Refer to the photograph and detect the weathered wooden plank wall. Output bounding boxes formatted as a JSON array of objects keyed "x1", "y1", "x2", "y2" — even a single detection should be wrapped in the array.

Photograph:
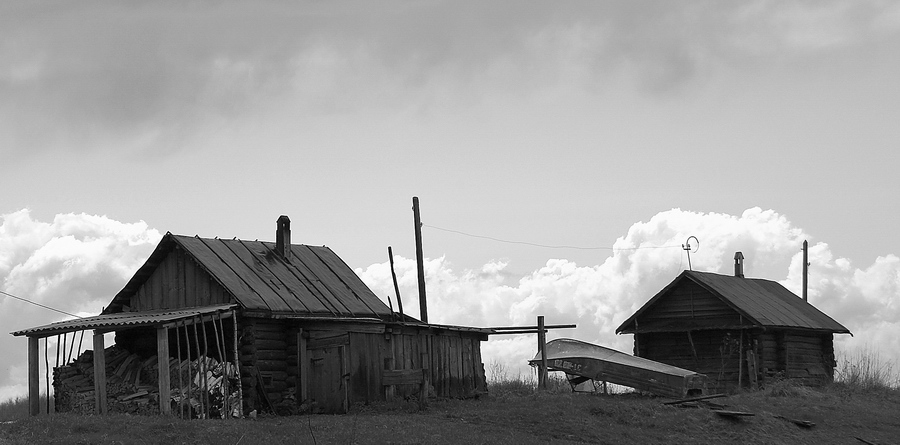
[
  {"x1": 639, "y1": 282, "x2": 751, "y2": 330},
  {"x1": 130, "y1": 246, "x2": 231, "y2": 311},
  {"x1": 237, "y1": 318, "x2": 486, "y2": 414}
]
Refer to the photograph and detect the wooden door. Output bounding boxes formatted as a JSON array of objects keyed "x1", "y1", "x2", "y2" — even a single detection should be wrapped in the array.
[{"x1": 308, "y1": 345, "x2": 348, "y2": 413}]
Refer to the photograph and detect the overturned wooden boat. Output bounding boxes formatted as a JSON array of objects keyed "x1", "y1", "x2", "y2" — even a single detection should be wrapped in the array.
[{"x1": 530, "y1": 338, "x2": 707, "y2": 398}]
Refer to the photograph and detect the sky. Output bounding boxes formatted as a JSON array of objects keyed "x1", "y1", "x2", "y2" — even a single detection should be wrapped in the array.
[{"x1": 2, "y1": 1, "x2": 900, "y2": 401}]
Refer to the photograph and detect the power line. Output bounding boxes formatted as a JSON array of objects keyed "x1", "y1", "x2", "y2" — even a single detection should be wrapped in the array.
[
  {"x1": 423, "y1": 224, "x2": 680, "y2": 252},
  {"x1": 0, "y1": 289, "x2": 82, "y2": 318}
]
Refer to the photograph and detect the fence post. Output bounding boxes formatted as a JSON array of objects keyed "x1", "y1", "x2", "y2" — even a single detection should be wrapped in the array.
[{"x1": 538, "y1": 315, "x2": 547, "y2": 390}]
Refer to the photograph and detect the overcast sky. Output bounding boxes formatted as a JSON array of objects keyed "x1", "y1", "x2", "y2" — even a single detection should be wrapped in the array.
[{"x1": 2, "y1": 1, "x2": 900, "y2": 401}]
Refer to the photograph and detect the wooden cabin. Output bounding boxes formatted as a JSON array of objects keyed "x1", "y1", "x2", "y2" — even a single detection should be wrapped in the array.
[
  {"x1": 616, "y1": 253, "x2": 850, "y2": 393},
  {"x1": 13, "y1": 216, "x2": 488, "y2": 416}
]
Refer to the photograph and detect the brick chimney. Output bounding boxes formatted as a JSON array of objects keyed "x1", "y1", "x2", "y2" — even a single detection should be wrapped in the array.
[
  {"x1": 276, "y1": 215, "x2": 291, "y2": 262},
  {"x1": 734, "y1": 251, "x2": 744, "y2": 278}
]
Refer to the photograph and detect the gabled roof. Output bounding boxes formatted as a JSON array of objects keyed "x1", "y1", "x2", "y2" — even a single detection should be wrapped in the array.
[
  {"x1": 616, "y1": 270, "x2": 850, "y2": 334},
  {"x1": 103, "y1": 233, "x2": 392, "y2": 320}
]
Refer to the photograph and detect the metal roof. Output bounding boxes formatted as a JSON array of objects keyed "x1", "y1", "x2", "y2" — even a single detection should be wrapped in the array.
[
  {"x1": 617, "y1": 270, "x2": 850, "y2": 334},
  {"x1": 103, "y1": 234, "x2": 392, "y2": 319},
  {"x1": 10, "y1": 304, "x2": 237, "y2": 338}
]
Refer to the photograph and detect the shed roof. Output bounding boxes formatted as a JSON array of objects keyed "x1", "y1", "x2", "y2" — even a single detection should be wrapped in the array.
[
  {"x1": 102, "y1": 233, "x2": 392, "y2": 320},
  {"x1": 616, "y1": 270, "x2": 850, "y2": 334},
  {"x1": 11, "y1": 304, "x2": 237, "y2": 338}
]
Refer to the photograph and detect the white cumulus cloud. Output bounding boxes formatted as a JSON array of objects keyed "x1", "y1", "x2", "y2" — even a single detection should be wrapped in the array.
[{"x1": 0, "y1": 209, "x2": 161, "y2": 402}]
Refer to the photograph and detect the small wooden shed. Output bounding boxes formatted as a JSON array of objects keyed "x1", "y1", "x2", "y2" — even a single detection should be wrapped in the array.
[
  {"x1": 616, "y1": 254, "x2": 850, "y2": 393},
  {"x1": 13, "y1": 216, "x2": 489, "y2": 416}
]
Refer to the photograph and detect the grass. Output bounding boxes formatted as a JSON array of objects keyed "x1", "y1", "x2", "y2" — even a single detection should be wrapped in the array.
[
  {"x1": 2, "y1": 354, "x2": 898, "y2": 444},
  {"x1": 1, "y1": 384, "x2": 898, "y2": 444},
  {"x1": 834, "y1": 346, "x2": 900, "y2": 391}
]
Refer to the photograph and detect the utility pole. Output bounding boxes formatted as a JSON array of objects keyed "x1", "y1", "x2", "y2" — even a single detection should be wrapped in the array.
[{"x1": 413, "y1": 197, "x2": 428, "y2": 323}]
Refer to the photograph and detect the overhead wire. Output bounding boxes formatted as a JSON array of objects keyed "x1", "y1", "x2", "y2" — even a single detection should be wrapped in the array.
[
  {"x1": 0, "y1": 289, "x2": 82, "y2": 318},
  {"x1": 422, "y1": 224, "x2": 680, "y2": 252}
]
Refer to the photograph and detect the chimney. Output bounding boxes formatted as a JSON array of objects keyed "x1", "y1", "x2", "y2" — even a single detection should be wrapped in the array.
[
  {"x1": 734, "y1": 251, "x2": 744, "y2": 278},
  {"x1": 276, "y1": 215, "x2": 291, "y2": 262}
]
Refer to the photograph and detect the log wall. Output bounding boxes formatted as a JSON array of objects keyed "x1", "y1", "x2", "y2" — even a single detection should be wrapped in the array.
[{"x1": 638, "y1": 328, "x2": 836, "y2": 393}]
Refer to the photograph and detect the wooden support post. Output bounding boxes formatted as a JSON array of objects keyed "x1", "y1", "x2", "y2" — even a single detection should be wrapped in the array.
[
  {"x1": 43, "y1": 338, "x2": 50, "y2": 415},
  {"x1": 175, "y1": 322, "x2": 184, "y2": 419},
  {"x1": 157, "y1": 326, "x2": 172, "y2": 415},
  {"x1": 738, "y1": 330, "x2": 744, "y2": 389},
  {"x1": 341, "y1": 346, "x2": 349, "y2": 414},
  {"x1": 213, "y1": 315, "x2": 228, "y2": 419},
  {"x1": 298, "y1": 329, "x2": 308, "y2": 404},
  {"x1": 413, "y1": 196, "x2": 428, "y2": 323},
  {"x1": 231, "y1": 312, "x2": 243, "y2": 418},
  {"x1": 27, "y1": 337, "x2": 40, "y2": 416},
  {"x1": 92, "y1": 331, "x2": 107, "y2": 415},
  {"x1": 537, "y1": 316, "x2": 547, "y2": 390}
]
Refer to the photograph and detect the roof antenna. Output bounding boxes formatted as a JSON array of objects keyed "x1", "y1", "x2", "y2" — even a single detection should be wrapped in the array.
[{"x1": 682, "y1": 236, "x2": 699, "y2": 271}]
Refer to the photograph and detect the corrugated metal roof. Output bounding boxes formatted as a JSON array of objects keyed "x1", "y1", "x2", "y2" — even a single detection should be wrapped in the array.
[
  {"x1": 617, "y1": 270, "x2": 850, "y2": 334},
  {"x1": 103, "y1": 234, "x2": 392, "y2": 319},
  {"x1": 10, "y1": 304, "x2": 237, "y2": 338}
]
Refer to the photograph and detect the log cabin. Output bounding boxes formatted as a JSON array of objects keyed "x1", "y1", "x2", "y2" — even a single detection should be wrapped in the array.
[
  {"x1": 13, "y1": 216, "x2": 489, "y2": 416},
  {"x1": 616, "y1": 252, "x2": 850, "y2": 393}
]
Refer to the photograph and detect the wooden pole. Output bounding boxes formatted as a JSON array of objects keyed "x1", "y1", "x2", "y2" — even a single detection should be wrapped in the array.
[
  {"x1": 802, "y1": 240, "x2": 809, "y2": 302},
  {"x1": 192, "y1": 320, "x2": 204, "y2": 418},
  {"x1": 92, "y1": 331, "x2": 107, "y2": 414},
  {"x1": 213, "y1": 315, "x2": 228, "y2": 419},
  {"x1": 231, "y1": 312, "x2": 243, "y2": 418},
  {"x1": 184, "y1": 323, "x2": 193, "y2": 419},
  {"x1": 388, "y1": 246, "x2": 404, "y2": 320},
  {"x1": 200, "y1": 318, "x2": 211, "y2": 418},
  {"x1": 27, "y1": 337, "x2": 40, "y2": 416},
  {"x1": 157, "y1": 327, "x2": 172, "y2": 415},
  {"x1": 537, "y1": 316, "x2": 547, "y2": 390},
  {"x1": 412, "y1": 197, "x2": 428, "y2": 323},
  {"x1": 176, "y1": 322, "x2": 184, "y2": 419},
  {"x1": 44, "y1": 338, "x2": 50, "y2": 415}
]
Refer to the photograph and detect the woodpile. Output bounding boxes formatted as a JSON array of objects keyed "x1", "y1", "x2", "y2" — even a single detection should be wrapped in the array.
[{"x1": 54, "y1": 345, "x2": 240, "y2": 418}]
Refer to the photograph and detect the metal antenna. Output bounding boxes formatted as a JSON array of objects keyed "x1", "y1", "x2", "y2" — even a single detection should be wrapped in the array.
[{"x1": 682, "y1": 236, "x2": 699, "y2": 271}]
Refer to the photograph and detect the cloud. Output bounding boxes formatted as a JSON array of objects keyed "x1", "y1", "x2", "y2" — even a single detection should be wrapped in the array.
[
  {"x1": 0, "y1": 209, "x2": 161, "y2": 402},
  {"x1": 358, "y1": 207, "x2": 900, "y2": 379},
  {"x1": 3, "y1": 1, "x2": 898, "y2": 157}
]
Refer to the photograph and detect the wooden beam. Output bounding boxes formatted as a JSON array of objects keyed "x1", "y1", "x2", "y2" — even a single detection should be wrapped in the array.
[
  {"x1": 27, "y1": 337, "x2": 40, "y2": 416},
  {"x1": 92, "y1": 331, "x2": 107, "y2": 414},
  {"x1": 156, "y1": 327, "x2": 171, "y2": 415},
  {"x1": 489, "y1": 324, "x2": 577, "y2": 331}
]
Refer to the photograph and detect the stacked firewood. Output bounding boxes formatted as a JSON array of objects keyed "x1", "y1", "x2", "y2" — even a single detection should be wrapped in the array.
[{"x1": 54, "y1": 345, "x2": 240, "y2": 418}]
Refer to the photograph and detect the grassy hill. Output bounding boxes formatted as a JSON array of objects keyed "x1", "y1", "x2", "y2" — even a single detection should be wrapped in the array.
[{"x1": 1, "y1": 379, "x2": 898, "y2": 445}]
